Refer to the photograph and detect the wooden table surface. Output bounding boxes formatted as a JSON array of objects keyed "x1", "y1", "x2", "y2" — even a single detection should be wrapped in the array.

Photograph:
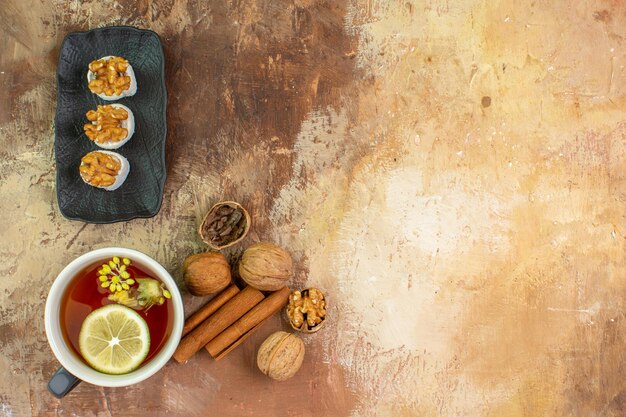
[{"x1": 1, "y1": 1, "x2": 625, "y2": 416}]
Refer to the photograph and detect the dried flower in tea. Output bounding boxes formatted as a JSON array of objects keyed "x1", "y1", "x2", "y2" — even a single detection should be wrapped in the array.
[
  {"x1": 96, "y1": 256, "x2": 171, "y2": 311},
  {"x1": 108, "y1": 278, "x2": 171, "y2": 311},
  {"x1": 97, "y1": 256, "x2": 135, "y2": 293}
]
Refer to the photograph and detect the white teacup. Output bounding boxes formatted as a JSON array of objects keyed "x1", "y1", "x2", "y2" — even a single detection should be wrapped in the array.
[{"x1": 45, "y1": 247, "x2": 183, "y2": 396}]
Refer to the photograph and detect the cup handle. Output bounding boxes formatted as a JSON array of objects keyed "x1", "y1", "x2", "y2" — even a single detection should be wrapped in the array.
[{"x1": 48, "y1": 367, "x2": 81, "y2": 398}]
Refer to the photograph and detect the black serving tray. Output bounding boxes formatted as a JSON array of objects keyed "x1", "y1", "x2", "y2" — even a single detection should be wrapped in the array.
[{"x1": 55, "y1": 26, "x2": 167, "y2": 223}]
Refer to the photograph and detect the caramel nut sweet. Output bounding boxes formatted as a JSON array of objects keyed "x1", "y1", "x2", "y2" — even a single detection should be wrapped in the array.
[
  {"x1": 83, "y1": 104, "x2": 135, "y2": 149},
  {"x1": 87, "y1": 56, "x2": 137, "y2": 100},
  {"x1": 78, "y1": 150, "x2": 129, "y2": 191}
]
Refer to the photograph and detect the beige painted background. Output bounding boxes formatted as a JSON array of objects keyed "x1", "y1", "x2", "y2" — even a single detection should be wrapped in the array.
[{"x1": 0, "y1": 0, "x2": 624, "y2": 416}]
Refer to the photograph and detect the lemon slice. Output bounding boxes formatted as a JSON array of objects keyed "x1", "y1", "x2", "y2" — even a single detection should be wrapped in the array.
[{"x1": 78, "y1": 304, "x2": 150, "y2": 375}]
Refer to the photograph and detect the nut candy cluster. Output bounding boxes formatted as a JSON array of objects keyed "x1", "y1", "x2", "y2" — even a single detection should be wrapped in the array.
[
  {"x1": 79, "y1": 151, "x2": 121, "y2": 188},
  {"x1": 83, "y1": 105, "x2": 129, "y2": 144},
  {"x1": 88, "y1": 56, "x2": 131, "y2": 96}
]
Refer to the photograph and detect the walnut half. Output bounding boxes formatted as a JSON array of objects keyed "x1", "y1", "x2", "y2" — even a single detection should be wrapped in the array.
[{"x1": 286, "y1": 288, "x2": 326, "y2": 333}]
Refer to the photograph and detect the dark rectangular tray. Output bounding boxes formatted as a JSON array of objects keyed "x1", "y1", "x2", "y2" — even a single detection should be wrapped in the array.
[{"x1": 55, "y1": 26, "x2": 167, "y2": 223}]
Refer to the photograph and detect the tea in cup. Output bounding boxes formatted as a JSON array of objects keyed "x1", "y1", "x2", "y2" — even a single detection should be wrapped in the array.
[{"x1": 45, "y1": 248, "x2": 183, "y2": 397}]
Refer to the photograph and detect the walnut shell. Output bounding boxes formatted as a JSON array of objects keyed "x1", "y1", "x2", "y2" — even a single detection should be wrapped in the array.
[
  {"x1": 199, "y1": 201, "x2": 251, "y2": 250},
  {"x1": 257, "y1": 331, "x2": 304, "y2": 381},
  {"x1": 239, "y1": 243, "x2": 292, "y2": 291},
  {"x1": 286, "y1": 288, "x2": 326, "y2": 333},
  {"x1": 183, "y1": 252, "x2": 232, "y2": 296}
]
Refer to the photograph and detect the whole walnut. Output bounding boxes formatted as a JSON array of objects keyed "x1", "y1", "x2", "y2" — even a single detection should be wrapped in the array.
[
  {"x1": 183, "y1": 252, "x2": 231, "y2": 296},
  {"x1": 257, "y1": 331, "x2": 304, "y2": 381},
  {"x1": 239, "y1": 243, "x2": 292, "y2": 291}
]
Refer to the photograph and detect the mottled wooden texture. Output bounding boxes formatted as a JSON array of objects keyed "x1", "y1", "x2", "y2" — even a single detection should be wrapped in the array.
[{"x1": 0, "y1": 0, "x2": 625, "y2": 416}]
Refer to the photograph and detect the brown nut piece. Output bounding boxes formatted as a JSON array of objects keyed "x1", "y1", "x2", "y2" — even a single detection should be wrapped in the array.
[
  {"x1": 257, "y1": 331, "x2": 304, "y2": 381},
  {"x1": 183, "y1": 252, "x2": 232, "y2": 296},
  {"x1": 286, "y1": 288, "x2": 326, "y2": 333},
  {"x1": 79, "y1": 151, "x2": 121, "y2": 187},
  {"x1": 199, "y1": 201, "x2": 250, "y2": 250},
  {"x1": 88, "y1": 56, "x2": 131, "y2": 96},
  {"x1": 84, "y1": 105, "x2": 129, "y2": 144},
  {"x1": 239, "y1": 243, "x2": 292, "y2": 291}
]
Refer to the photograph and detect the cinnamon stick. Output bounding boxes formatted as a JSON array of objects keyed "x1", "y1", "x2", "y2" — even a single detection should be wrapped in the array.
[
  {"x1": 205, "y1": 286, "x2": 290, "y2": 359},
  {"x1": 173, "y1": 286, "x2": 264, "y2": 364},
  {"x1": 213, "y1": 319, "x2": 266, "y2": 360},
  {"x1": 182, "y1": 285, "x2": 240, "y2": 337}
]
